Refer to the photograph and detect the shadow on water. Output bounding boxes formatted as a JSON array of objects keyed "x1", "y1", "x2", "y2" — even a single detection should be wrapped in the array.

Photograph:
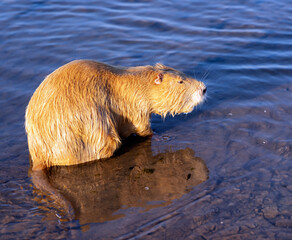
[{"x1": 30, "y1": 137, "x2": 208, "y2": 225}]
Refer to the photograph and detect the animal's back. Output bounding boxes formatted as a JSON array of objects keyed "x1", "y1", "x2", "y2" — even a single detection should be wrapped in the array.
[{"x1": 25, "y1": 60, "x2": 121, "y2": 170}]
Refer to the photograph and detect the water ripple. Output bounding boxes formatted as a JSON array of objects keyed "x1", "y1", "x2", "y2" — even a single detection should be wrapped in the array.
[{"x1": 1, "y1": 0, "x2": 292, "y2": 239}]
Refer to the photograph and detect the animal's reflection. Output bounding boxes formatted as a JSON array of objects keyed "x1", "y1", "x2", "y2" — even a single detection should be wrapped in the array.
[{"x1": 30, "y1": 138, "x2": 208, "y2": 224}]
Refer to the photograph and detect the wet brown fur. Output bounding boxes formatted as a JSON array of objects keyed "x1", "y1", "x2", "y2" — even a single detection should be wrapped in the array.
[{"x1": 25, "y1": 60, "x2": 205, "y2": 170}]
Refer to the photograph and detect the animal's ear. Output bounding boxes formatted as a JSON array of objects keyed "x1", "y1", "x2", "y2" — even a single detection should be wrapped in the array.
[
  {"x1": 155, "y1": 63, "x2": 167, "y2": 69},
  {"x1": 154, "y1": 73, "x2": 163, "y2": 85}
]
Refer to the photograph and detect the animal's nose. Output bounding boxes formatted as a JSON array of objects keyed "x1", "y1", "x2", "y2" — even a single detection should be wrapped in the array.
[{"x1": 202, "y1": 87, "x2": 207, "y2": 95}]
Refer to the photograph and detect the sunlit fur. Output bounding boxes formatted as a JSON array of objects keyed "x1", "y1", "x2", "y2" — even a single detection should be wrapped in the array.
[
  {"x1": 150, "y1": 63, "x2": 206, "y2": 117},
  {"x1": 25, "y1": 60, "x2": 206, "y2": 170}
]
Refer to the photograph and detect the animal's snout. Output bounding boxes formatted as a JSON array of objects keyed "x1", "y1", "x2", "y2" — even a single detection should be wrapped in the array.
[{"x1": 202, "y1": 87, "x2": 207, "y2": 95}]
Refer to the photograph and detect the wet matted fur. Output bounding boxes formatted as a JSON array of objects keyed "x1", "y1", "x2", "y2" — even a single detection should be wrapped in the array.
[{"x1": 25, "y1": 60, "x2": 206, "y2": 170}]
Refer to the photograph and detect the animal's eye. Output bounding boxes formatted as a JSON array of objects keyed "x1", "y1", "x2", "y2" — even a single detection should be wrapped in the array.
[{"x1": 178, "y1": 80, "x2": 184, "y2": 84}]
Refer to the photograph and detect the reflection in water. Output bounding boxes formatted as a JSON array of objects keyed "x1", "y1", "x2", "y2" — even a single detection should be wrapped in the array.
[
  {"x1": 1, "y1": 0, "x2": 292, "y2": 238},
  {"x1": 30, "y1": 138, "x2": 208, "y2": 225}
]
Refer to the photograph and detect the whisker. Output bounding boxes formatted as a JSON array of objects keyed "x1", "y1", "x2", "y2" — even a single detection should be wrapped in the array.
[
  {"x1": 202, "y1": 65, "x2": 213, "y2": 81},
  {"x1": 201, "y1": 70, "x2": 207, "y2": 81},
  {"x1": 202, "y1": 71, "x2": 210, "y2": 82}
]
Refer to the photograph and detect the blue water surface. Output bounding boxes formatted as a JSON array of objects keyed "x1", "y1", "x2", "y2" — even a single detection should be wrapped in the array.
[{"x1": 1, "y1": 0, "x2": 292, "y2": 239}]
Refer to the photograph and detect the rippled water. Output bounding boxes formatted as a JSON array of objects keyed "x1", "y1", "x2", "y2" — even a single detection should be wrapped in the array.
[{"x1": 1, "y1": 0, "x2": 292, "y2": 239}]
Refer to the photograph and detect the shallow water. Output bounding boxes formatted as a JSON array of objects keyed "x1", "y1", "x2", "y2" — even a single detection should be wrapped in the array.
[{"x1": 1, "y1": 0, "x2": 292, "y2": 239}]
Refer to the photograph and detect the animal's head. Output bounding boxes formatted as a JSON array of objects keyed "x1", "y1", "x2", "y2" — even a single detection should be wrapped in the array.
[{"x1": 149, "y1": 63, "x2": 206, "y2": 117}]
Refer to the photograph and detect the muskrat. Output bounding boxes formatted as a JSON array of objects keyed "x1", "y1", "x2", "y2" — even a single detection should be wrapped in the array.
[{"x1": 25, "y1": 60, "x2": 206, "y2": 170}]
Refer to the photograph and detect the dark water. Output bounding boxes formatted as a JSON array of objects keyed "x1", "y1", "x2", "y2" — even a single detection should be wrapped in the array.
[{"x1": 1, "y1": 0, "x2": 292, "y2": 239}]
